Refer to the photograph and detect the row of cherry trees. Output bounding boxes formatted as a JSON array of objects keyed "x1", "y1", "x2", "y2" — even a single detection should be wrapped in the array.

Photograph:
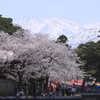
[{"x1": 0, "y1": 30, "x2": 85, "y2": 89}]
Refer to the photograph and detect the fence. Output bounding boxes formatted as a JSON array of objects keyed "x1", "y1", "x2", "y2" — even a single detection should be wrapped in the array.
[
  {"x1": 81, "y1": 93, "x2": 100, "y2": 100},
  {"x1": 0, "y1": 93, "x2": 100, "y2": 100},
  {"x1": 0, "y1": 96, "x2": 82, "y2": 100}
]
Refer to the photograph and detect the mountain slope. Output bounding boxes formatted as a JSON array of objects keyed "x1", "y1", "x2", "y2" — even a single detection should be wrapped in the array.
[
  {"x1": 15, "y1": 14, "x2": 100, "y2": 48},
  {"x1": 69, "y1": 28, "x2": 100, "y2": 48}
]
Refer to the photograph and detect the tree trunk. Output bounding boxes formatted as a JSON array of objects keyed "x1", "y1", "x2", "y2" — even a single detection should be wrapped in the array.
[
  {"x1": 46, "y1": 74, "x2": 49, "y2": 92},
  {"x1": 17, "y1": 74, "x2": 22, "y2": 91}
]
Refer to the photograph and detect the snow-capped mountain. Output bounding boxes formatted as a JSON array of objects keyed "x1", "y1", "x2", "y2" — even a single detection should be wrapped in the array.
[
  {"x1": 69, "y1": 28, "x2": 100, "y2": 48},
  {"x1": 15, "y1": 14, "x2": 100, "y2": 48}
]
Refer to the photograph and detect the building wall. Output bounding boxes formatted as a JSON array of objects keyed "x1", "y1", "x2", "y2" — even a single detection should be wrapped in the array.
[{"x1": 0, "y1": 78, "x2": 16, "y2": 96}]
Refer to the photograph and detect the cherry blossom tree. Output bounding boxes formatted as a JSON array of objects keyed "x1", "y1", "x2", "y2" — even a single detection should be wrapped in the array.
[{"x1": 0, "y1": 30, "x2": 85, "y2": 89}]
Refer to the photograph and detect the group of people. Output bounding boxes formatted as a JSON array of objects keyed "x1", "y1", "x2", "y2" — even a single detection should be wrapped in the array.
[
  {"x1": 79, "y1": 83, "x2": 99, "y2": 93},
  {"x1": 44, "y1": 83, "x2": 99, "y2": 97},
  {"x1": 55, "y1": 84, "x2": 76, "y2": 96},
  {"x1": 40, "y1": 84, "x2": 77, "y2": 97},
  {"x1": 13, "y1": 82, "x2": 99, "y2": 98},
  {"x1": 13, "y1": 85, "x2": 28, "y2": 97},
  {"x1": 13, "y1": 84, "x2": 76, "y2": 97}
]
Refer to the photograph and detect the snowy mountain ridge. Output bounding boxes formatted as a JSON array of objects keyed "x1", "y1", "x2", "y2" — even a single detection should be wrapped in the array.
[{"x1": 15, "y1": 14, "x2": 100, "y2": 48}]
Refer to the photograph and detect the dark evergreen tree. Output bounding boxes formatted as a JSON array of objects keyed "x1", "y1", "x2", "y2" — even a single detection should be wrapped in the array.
[
  {"x1": 56, "y1": 34, "x2": 68, "y2": 43},
  {"x1": 0, "y1": 16, "x2": 22, "y2": 35},
  {"x1": 75, "y1": 41, "x2": 100, "y2": 81}
]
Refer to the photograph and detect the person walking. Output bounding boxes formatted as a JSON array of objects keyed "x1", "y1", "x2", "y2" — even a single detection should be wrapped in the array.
[
  {"x1": 33, "y1": 86, "x2": 37, "y2": 98},
  {"x1": 13, "y1": 85, "x2": 18, "y2": 97}
]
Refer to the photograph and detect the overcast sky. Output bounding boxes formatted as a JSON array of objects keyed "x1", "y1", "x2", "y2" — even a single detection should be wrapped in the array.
[{"x1": 0, "y1": 0, "x2": 100, "y2": 25}]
